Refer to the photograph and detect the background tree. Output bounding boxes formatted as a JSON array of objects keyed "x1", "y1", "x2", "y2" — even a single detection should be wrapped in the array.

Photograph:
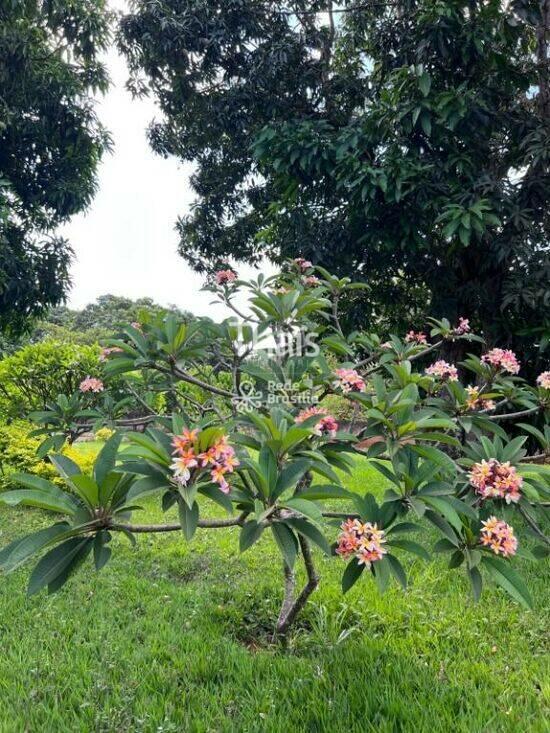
[
  {"x1": 0, "y1": 0, "x2": 113, "y2": 335},
  {"x1": 119, "y1": 0, "x2": 549, "y2": 350}
]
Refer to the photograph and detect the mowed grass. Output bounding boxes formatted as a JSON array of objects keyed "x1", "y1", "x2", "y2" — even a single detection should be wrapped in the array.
[{"x1": 0, "y1": 447, "x2": 548, "y2": 732}]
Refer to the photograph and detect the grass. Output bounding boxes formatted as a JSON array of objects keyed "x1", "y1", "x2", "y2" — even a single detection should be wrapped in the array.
[{"x1": 0, "y1": 447, "x2": 548, "y2": 732}]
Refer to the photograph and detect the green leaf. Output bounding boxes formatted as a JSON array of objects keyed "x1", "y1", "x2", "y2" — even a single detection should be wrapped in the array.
[
  {"x1": 422, "y1": 496, "x2": 463, "y2": 532},
  {"x1": 273, "y1": 459, "x2": 310, "y2": 500},
  {"x1": 178, "y1": 499, "x2": 199, "y2": 541},
  {"x1": 342, "y1": 558, "x2": 364, "y2": 593},
  {"x1": 0, "y1": 488, "x2": 78, "y2": 516},
  {"x1": 425, "y1": 510, "x2": 459, "y2": 545},
  {"x1": 240, "y1": 520, "x2": 264, "y2": 552},
  {"x1": 297, "y1": 484, "x2": 353, "y2": 501},
  {"x1": 125, "y1": 476, "x2": 168, "y2": 503},
  {"x1": 419, "y1": 72, "x2": 431, "y2": 96},
  {"x1": 93, "y1": 531, "x2": 112, "y2": 572},
  {"x1": 386, "y1": 539, "x2": 430, "y2": 561},
  {"x1": 94, "y1": 432, "x2": 123, "y2": 487},
  {"x1": 70, "y1": 475, "x2": 99, "y2": 507},
  {"x1": 373, "y1": 555, "x2": 391, "y2": 593},
  {"x1": 28, "y1": 537, "x2": 92, "y2": 596},
  {"x1": 483, "y1": 556, "x2": 533, "y2": 609},
  {"x1": 285, "y1": 517, "x2": 331, "y2": 555},
  {"x1": 468, "y1": 566, "x2": 482, "y2": 601},
  {"x1": 0, "y1": 523, "x2": 71, "y2": 572},
  {"x1": 387, "y1": 554, "x2": 407, "y2": 589},
  {"x1": 271, "y1": 522, "x2": 298, "y2": 568},
  {"x1": 283, "y1": 497, "x2": 322, "y2": 524}
]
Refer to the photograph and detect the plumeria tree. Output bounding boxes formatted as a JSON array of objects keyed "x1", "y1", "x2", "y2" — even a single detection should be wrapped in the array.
[{"x1": 0, "y1": 261, "x2": 549, "y2": 638}]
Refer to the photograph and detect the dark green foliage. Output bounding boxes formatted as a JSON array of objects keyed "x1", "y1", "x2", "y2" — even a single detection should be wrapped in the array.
[
  {"x1": 0, "y1": 0, "x2": 113, "y2": 334},
  {"x1": 118, "y1": 0, "x2": 549, "y2": 348}
]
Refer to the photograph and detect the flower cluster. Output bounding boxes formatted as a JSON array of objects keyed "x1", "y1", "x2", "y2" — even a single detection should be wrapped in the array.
[
  {"x1": 302, "y1": 275, "x2": 321, "y2": 287},
  {"x1": 455, "y1": 317, "x2": 470, "y2": 335},
  {"x1": 336, "y1": 519, "x2": 387, "y2": 568},
  {"x1": 537, "y1": 371, "x2": 550, "y2": 390},
  {"x1": 405, "y1": 330, "x2": 427, "y2": 345},
  {"x1": 215, "y1": 269, "x2": 237, "y2": 286},
  {"x1": 294, "y1": 257, "x2": 313, "y2": 272},
  {"x1": 334, "y1": 368, "x2": 366, "y2": 393},
  {"x1": 170, "y1": 429, "x2": 239, "y2": 494},
  {"x1": 99, "y1": 346, "x2": 123, "y2": 362},
  {"x1": 79, "y1": 377, "x2": 104, "y2": 393},
  {"x1": 426, "y1": 360, "x2": 458, "y2": 381},
  {"x1": 480, "y1": 517, "x2": 518, "y2": 558},
  {"x1": 481, "y1": 348, "x2": 520, "y2": 375},
  {"x1": 465, "y1": 386, "x2": 495, "y2": 412},
  {"x1": 469, "y1": 459, "x2": 522, "y2": 504},
  {"x1": 295, "y1": 406, "x2": 339, "y2": 437},
  {"x1": 130, "y1": 321, "x2": 143, "y2": 332}
]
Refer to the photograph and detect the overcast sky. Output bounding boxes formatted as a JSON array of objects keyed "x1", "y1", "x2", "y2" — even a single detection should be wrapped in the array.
[{"x1": 60, "y1": 12, "x2": 263, "y2": 319}]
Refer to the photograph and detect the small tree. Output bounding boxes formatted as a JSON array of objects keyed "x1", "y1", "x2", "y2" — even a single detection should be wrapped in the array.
[{"x1": 1, "y1": 261, "x2": 548, "y2": 638}]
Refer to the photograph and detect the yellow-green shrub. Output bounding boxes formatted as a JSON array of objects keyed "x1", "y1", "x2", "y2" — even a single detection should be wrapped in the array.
[
  {"x1": 94, "y1": 426, "x2": 115, "y2": 442},
  {"x1": 0, "y1": 421, "x2": 94, "y2": 490}
]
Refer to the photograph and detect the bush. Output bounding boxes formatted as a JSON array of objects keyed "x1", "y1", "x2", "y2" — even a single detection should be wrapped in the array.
[
  {"x1": 0, "y1": 341, "x2": 101, "y2": 418},
  {"x1": 0, "y1": 421, "x2": 94, "y2": 490},
  {"x1": 94, "y1": 427, "x2": 115, "y2": 442}
]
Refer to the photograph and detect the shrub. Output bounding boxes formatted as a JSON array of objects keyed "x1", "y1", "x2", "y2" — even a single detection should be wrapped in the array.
[
  {"x1": 0, "y1": 421, "x2": 94, "y2": 490},
  {"x1": 0, "y1": 341, "x2": 101, "y2": 418},
  {"x1": 0, "y1": 262, "x2": 548, "y2": 641},
  {"x1": 94, "y1": 427, "x2": 115, "y2": 442}
]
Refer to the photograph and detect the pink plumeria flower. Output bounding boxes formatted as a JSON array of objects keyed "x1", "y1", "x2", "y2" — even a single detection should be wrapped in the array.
[
  {"x1": 334, "y1": 367, "x2": 366, "y2": 393},
  {"x1": 469, "y1": 459, "x2": 522, "y2": 504},
  {"x1": 336, "y1": 520, "x2": 386, "y2": 568},
  {"x1": 480, "y1": 516, "x2": 518, "y2": 557},
  {"x1": 293, "y1": 257, "x2": 313, "y2": 272},
  {"x1": 455, "y1": 317, "x2": 470, "y2": 335},
  {"x1": 215, "y1": 269, "x2": 237, "y2": 286},
  {"x1": 99, "y1": 346, "x2": 123, "y2": 362},
  {"x1": 425, "y1": 360, "x2": 458, "y2": 381},
  {"x1": 536, "y1": 371, "x2": 550, "y2": 390},
  {"x1": 481, "y1": 348, "x2": 520, "y2": 375},
  {"x1": 295, "y1": 407, "x2": 338, "y2": 437},
  {"x1": 79, "y1": 377, "x2": 104, "y2": 393},
  {"x1": 405, "y1": 330, "x2": 428, "y2": 345}
]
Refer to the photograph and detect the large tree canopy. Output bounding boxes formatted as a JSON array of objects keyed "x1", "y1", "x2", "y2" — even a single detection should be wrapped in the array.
[
  {"x1": 0, "y1": 0, "x2": 112, "y2": 335},
  {"x1": 118, "y1": 0, "x2": 549, "y2": 344}
]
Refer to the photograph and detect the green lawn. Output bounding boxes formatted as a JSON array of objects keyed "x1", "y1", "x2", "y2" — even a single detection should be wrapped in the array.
[{"x1": 0, "y1": 450, "x2": 548, "y2": 732}]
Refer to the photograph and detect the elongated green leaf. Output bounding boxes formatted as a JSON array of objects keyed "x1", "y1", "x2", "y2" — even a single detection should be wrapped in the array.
[
  {"x1": 271, "y1": 522, "x2": 298, "y2": 568},
  {"x1": 373, "y1": 556, "x2": 391, "y2": 593},
  {"x1": 424, "y1": 510, "x2": 459, "y2": 545},
  {"x1": 0, "y1": 523, "x2": 71, "y2": 572},
  {"x1": 468, "y1": 566, "x2": 482, "y2": 601},
  {"x1": 273, "y1": 459, "x2": 310, "y2": 500},
  {"x1": 239, "y1": 520, "x2": 264, "y2": 552},
  {"x1": 297, "y1": 484, "x2": 353, "y2": 501},
  {"x1": 125, "y1": 476, "x2": 170, "y2": 503},
  {"x1": 28, "y1": 537, "x2": 91, "y2": 596},
  {"x1": 71, "y1": 475, "x2": 99, "y2": 507},
  {"x1": 386, "y1": 539, "x2": 430, "y2": 561},
  {"x1": 178, "y1": 499, "x2": 199, "y2": 540},
  {"x1": 0, "y1": 489, "x2": 78, "y2": 515},
  {"x1": 387, "y1": 554, "x2": 407, "y2": 589},
  {"x1": 285, "y1": 517, "x2": 331, "y2": 555},
  {"x1": 93, "y1": 532, "x2": 112, "y2": 572},
  {"x1": 94, "y1": 432, "x2": 123, "y2": 486},
  {"x1": 483, "y1": 556, "x2": 533, "y2": 609},
  {"x1": 342, "y1": 557, "x2": 364, "y2": 593},
  {"x1": 422, "y1": 496, "x2": 463, "y2": 532},
  {"x1": 283, "y1": 497, "x2": 322, "y2": 525},
  {"x1": 47, "y1": 538, "x2": 94, "y2": 594}
]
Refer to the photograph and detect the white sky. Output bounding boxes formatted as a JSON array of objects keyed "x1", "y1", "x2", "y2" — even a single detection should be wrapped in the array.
[{"x1": 60, "y1": 11, "x2": 264, "y2": 319}]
